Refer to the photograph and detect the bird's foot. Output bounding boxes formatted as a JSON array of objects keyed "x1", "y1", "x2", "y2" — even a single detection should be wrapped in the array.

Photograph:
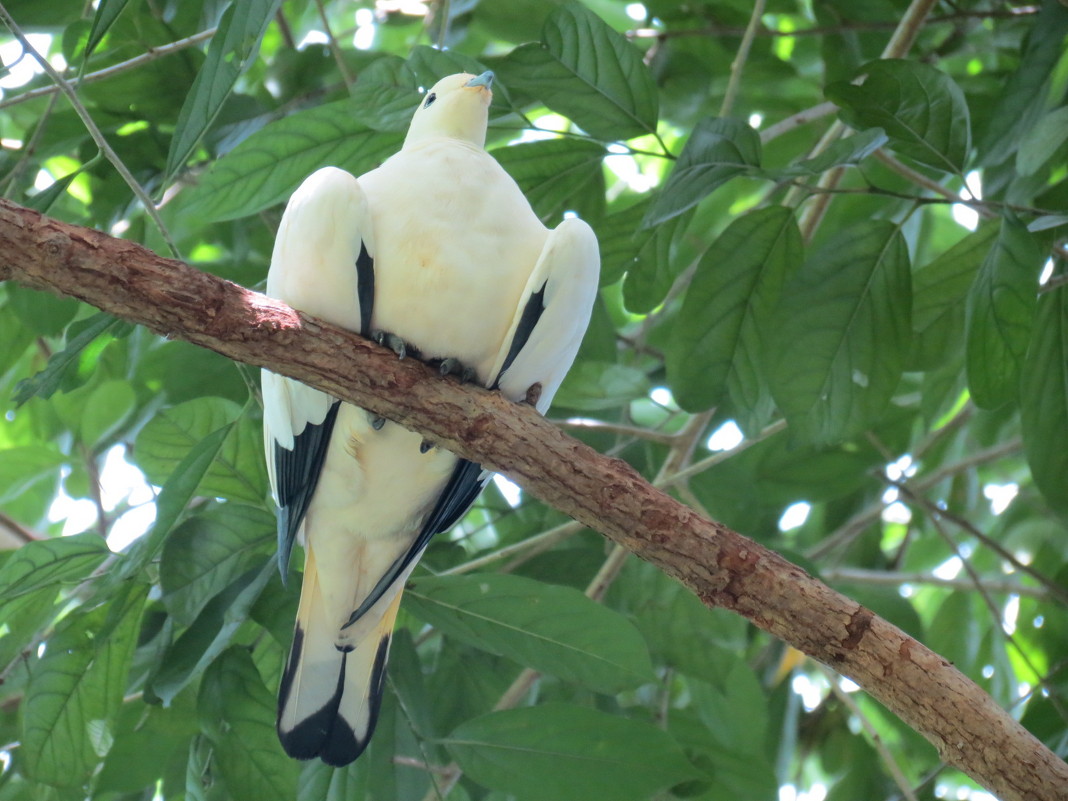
[
  {"x1": 437, "y1": 357, "x2": 478, "y2": 383},
  {"x1": 524, "y1": 382, "x2": 543, "y2": 407},
  {"x1": 372, "y1": 329, "x2": 420, "y2": 360},
  {"x1": 366, "y1": 411, "x2": 386, "y2": 430},
  {"x1": 419, "y1": 439, "x2": 435, "y2": 454}
]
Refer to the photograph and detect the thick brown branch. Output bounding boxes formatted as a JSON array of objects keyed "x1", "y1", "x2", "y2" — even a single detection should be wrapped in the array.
[{"x1": 0, "y1": 198, "x2": 1065, "y2": 801}]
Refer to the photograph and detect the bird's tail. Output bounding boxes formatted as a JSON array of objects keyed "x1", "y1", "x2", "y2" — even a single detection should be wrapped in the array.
[{"x1": 276, "y1": 546, "x2": 401, "y2": 766}]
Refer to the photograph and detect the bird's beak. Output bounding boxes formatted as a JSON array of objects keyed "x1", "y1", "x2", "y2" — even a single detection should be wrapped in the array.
[{"x1": 465, "y1": 71, "x2": 494, "y2": 90}]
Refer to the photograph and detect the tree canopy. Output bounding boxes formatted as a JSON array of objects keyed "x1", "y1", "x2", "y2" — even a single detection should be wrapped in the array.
[{"x1": 0, "y1": 2, "x2": 1066, "y2": 801}]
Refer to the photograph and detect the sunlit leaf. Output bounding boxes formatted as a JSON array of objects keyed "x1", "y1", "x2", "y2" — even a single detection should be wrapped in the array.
[
  {"x1": 500, "y1": 3, "x2": 658, "y2": 141},
  {"x1": 165, "y1": 0, "x2": 282, "y2": 179}
]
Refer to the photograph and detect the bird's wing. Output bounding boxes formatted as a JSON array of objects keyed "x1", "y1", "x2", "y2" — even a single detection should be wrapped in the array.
[
  {"x1": 491, "y1": 217, "x2": 601, "y2": 412},
  {"x1": 261, "y1": 167, "x2": 376, "y2": 575},
  {"x1": 342, "y1": 217, "x2": 599, "y2": 628}
]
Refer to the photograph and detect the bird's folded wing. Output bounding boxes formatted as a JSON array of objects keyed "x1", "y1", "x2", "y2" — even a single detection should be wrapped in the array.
[
  {"x1": 261, "y1": 167, "x2": 376, "y2": 574},
  {"x1": 492, "y1": 217, "x2": 601, "y2": 412}
]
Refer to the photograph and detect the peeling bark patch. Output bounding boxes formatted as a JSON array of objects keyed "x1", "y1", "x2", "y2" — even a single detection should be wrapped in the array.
[{"x1": 842, "y1": 607, "x2": 873, "y2": 650}]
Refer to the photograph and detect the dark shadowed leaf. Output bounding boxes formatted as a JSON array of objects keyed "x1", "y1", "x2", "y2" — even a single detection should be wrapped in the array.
[
  {"x1": 444, "y1": 704, "x2": 700, "y2": 801},
  {"x1": 826, "y1": 59, "x2": 970, "y2": 174},
  {"x1": 1020, "y1": 288, "x2": 1068, "y2": 513},
  {"x1": 668, "y1": 206, "x2": 802, "y2": 412},
  {"x1": 644, "y1": 117, "x2": 760, "y2": 226},
  {"x1": 406, "y1": 573, "x2": 654, "y2": 693},
  {"x1": 135, "y1": 397, "x2": 267, "y2": 503},
  {"x1": 964, "y1": 217, "x2": 1042, "y2": 409},
  {"x1": 21, "y1": 585, "x2": 146, "y2": 785},
  {"x1": 779, "y1": 128, "x2": 888, "y2": 177},
  {"x1": 493, "y1": 139, "x2": 606, "y2": 224},
  {"x1": 189, "y1": 103, "x2": 404, "y2": 220},
  {"x1": 0, "y1": 532, "x2": 109, "y2": 608},
  {"x1": 768, "y1": 221, "x2": 911, "y2": 443},
  {"x1": 160, "y1": 504, "x2": 275, "y2": 624},
  {"x1": 198, "y1": 647, "x2": 299, "y2": 801}
]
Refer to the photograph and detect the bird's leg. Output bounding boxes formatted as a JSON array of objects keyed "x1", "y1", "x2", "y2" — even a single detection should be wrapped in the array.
[
  {"x1": 371, "y1": 329, "x2": 420, "y2": 360},
  {"x1": 419, "y1": 439, "x2": 434, "y2": 453},
  {"x1": 437, "y1": 357, "x2": 478, "y2": 383},
  {"x1": 366, "y1": 410, "x2": 386, "y2": 430}
]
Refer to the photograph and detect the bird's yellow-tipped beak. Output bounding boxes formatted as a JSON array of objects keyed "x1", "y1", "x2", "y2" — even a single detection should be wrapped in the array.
[{"x1": 465, "y1": 71, "x2": 494, "y2": 90}]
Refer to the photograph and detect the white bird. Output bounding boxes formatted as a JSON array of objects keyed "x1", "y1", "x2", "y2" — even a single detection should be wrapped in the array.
[{"x1": 261, "y1": 71, "x2": 600, "y2": 766}]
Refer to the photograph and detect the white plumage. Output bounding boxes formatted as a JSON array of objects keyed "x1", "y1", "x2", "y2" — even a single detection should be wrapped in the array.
[{"x1": 261, "y1": 72, "x2": 599, "y2": 765}]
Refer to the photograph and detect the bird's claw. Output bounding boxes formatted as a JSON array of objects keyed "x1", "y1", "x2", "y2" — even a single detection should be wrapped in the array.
[
  {"x1": 419, "y1": 439, "x2": 434, "y2": 454},
  {"x1": 367, "y1": 412, "x2": 386, "y2": 430},
  {"x1": 372, "y1": 329, "x2": 417, "y2": 360},
  {"x1": 438, "y1": 357, "x2": 477, "y2": 383},
  {"x1": 524, "y1": 382, "x2": 543, "y2": 407}
]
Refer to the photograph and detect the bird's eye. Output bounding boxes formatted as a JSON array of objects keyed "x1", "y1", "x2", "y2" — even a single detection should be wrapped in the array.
[{"x1": 423, "y1": 92, "x2": 437, "y2": 109}]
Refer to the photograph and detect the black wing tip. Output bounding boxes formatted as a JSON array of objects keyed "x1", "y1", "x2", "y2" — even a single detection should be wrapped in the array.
[{"x1": 276, "y1": 632, "x2": 392, "y2": 768}]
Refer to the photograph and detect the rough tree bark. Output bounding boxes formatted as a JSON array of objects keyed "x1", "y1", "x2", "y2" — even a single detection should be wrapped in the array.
[{"x1": 1, "y1": 198, "x2": 1065, "y2": 801}]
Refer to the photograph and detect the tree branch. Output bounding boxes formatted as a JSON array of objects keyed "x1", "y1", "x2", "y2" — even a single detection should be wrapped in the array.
[{"x1": 0, "y1": 198, "x2": 1065, "y2": 801}]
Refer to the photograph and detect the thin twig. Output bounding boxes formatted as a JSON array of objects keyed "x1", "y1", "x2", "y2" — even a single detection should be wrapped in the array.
[
  {"x1": 821, "y1": 666, "x2": 920, "y2": 801},
  {"x1": 314, "y1": 0, "x2": 355, "y2": 86},
  {"x1": 0, "y1": 5, "x2": 181, "y2": 258},
  {"x1": 719, "y1": 0, "x2": 765, "y2": 117},
  {"x1": 823, "y1": 567, "x2": 1051, "y2": 599},
  {"x1": 0, "y1": 29, "x2": 217, "y2": 111},
  {"x1": 760, "y1": 101, "x2": 837, "y2": 143}
]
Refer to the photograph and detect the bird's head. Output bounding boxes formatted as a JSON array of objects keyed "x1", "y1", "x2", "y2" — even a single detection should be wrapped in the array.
[{"x1": 403, "y1": 71, "x2": 494, "y2": 149}]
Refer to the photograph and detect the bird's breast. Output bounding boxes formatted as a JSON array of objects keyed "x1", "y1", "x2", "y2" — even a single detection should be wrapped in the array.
[{"x1": 360, "y1": 144, "x2": 548, "y2": 381}]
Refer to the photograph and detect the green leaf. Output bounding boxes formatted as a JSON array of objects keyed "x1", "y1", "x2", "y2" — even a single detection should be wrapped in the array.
[
  {"x1": 643, "y1": 117, "x2": 761, "y2": 226},
  {"x1": 779, "y1": 128, "x2": 888, "y2": 176},
  {"x1": 1020, "y1": 287, "x2": 1068, "y2": 513},
  {"x1": 84, "y1": 0, "x2": 130, "y2": 57},
  {"x1": 0, "y1": 532, "x2": 109, "y2": 608},
  {"x1": 198, "y1": 647, "x2": 299, "y2": 801},
  {"x1": 553, "y1": 361, "x2": 651, "y2": 412},
  {"x1": 150, "y1": 560, "x2": 275, "y2": 705},
  {"x1": 619, "y1": 206, "x2": 695, "y2": 312},
  {"x1": 768, "y1": 221, "x2": 911, "y2": 443},
  {"x1": 910, "y1": 225, "x2": 998, "y2": 370},
  {"x1": 21, "y1": 585, "x2": 147, "y2": 785},
  {"x1": 80, "y1": 379, "x2": 136, "y2": 449},
  {"x1": 912, "y1": 225, "x2": 1000, "y2": 335},
  {"x1": 500, "y1": 3, "x2": 658, "y2": 141},
  {"x1": 135, "y1": 397, "x2": 266, "y2": 503},
  {"x1": 5, "y1": 285, "x2": 79, "y2": 337},
  {"x1": 444, "y1": 704, "x2": 699, "y2": 801},
  {"x1": 189, "y1": 102, "x2": 404, "y2": 220},
  {"x1": 165, "y1": 0, "x2": 282, "y2": 179},
  {"x1": 1016, "y1": 105, "x2": 1068, "y2": 177},
  {"x1": 406, "y1": 574, "x2": 655, "y2": 693},
  {"x1": 347, "y1": 57, "x2": 421, "y2": 132},
  {"x1": 13, "y1": 313, "x2": 120, "y2": 405},
  {"x1": 964, "y1": 218, "x2": 1042, "y2": 409},
  {"x1": 160, "y1": 504, "x2": 275, "y2": 624},
  {"x1": 0, "y1": 445, "x2": 63, "y2": 505},
  {"x1": 116, "y1": 423, "x2": 234, "y2": 583},
  {"x1": 826, "y1": 59, "x2": 970, "y2": 174},
  {"x1": 667, "y1": 206, "x2": 802, "y2": 412},
  {"x1": 492, "y1": 139, "x2": 606, "y2": 224}
]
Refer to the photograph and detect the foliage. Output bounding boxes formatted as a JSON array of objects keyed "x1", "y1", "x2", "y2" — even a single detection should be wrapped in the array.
[{"x1": 1, "y1": 1, "x2": 1067, "y2": 800}]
